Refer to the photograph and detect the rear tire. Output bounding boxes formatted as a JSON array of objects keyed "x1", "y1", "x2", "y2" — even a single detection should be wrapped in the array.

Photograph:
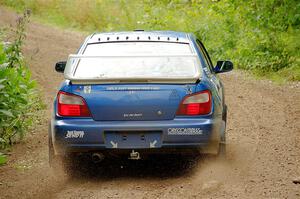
[{"x1": 218, "y1": 104, "x2": 227, "y2": 158}]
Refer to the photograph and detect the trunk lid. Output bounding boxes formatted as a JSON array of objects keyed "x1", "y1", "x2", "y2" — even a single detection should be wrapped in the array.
[{"x1": 78, "y1": 84, "x2": 197, "y2": 121}]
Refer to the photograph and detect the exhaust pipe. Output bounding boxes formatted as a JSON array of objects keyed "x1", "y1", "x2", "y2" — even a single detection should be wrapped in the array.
[{"x1": 91, "y1": 153, "x2": 105, "y2": 163}]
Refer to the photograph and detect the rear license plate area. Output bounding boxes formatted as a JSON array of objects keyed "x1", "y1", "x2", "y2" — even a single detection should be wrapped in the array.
[{"x1": 104, "y1": 131, "x2": 162, "y2": 149}]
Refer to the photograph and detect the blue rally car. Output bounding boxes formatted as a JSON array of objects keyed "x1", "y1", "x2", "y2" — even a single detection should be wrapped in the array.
[{"x1": 49, "y1": 31, "x2": 233, "y2": 165}]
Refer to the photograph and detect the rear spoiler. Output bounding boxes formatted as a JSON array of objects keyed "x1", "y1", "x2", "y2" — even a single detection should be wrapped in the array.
[{"x1": 64, "y1": 54, "x2": 202, "y2": 84}]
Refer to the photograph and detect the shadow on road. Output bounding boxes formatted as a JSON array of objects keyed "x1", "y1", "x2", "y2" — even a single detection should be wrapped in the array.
[{"x1": 65, "y1": 154, "x2": 208, "y2": 181}]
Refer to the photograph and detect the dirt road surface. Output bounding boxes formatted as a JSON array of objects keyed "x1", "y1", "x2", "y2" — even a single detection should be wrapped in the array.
[{"x1": 0, "y1": 7, "x2": 299, "y2": 199}]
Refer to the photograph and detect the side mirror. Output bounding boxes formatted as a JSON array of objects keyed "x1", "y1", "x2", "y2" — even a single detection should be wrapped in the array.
[
  {"x1": 55, "y1": 61, "x2": 66, "y2": 73},
  {"x1": 214, "y1": 60, "x2": 233, "y2": 73}
]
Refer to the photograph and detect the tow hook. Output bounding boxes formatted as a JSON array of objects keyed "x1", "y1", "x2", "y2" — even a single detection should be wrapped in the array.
[{"x1": 129, "y1": 150, "x2": 140, "y2": 160}]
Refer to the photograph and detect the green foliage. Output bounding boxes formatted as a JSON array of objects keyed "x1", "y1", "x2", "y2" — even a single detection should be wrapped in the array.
[
  {"x1": 0, "y1": 152, "x2": 7, "y2": 166},
  {"x1": 5, "y1": 10, "x2": 30, "y2": 68},
  {"x1": 0, "y1": 0, "x2": 299, "y2": 81},
  {"x1": 0, "y1": 11, "x2": 43, "y2": 149}
]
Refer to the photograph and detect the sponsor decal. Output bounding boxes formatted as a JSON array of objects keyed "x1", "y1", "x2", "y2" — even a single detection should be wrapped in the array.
[
  {"x1": 75, "y1": 86, "x2": 83, "y2": 92},
  {"x1": 106, "y1": 87, "x2": 160, "y2": 91},
  {"x1": 84, "y1": 85, "x2": 91, "y2": 93},
  {"x1": 167, "y1": 128, "x2": 203, "y2": 135},
  {"x1": 185, "y1": 86, "x2": 193, "y2": 94},
  {"x1": 123, "y1": 113, "x2": 143, "y2": 117},
  {"x1": 65, "y1": 130, "x2": 85, "y2": 138}
]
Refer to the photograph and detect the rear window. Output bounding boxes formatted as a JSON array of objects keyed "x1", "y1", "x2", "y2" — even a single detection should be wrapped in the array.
[{"x1": 67, "y1": 42, "x2": 201, "y2": 80}]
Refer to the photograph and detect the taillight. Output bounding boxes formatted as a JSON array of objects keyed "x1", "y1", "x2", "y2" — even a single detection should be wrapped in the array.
[
  {"x1": 177, "y1": 90, "x2": 212, "y2": 115},
  {"x1": 57, "y1": 91, "x2": 91, "y2": 117}
]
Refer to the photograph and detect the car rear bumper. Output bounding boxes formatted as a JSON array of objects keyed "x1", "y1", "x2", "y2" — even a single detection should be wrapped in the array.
[{"x1": 50, "y1": 117, "x2": 225, "y2": 155}]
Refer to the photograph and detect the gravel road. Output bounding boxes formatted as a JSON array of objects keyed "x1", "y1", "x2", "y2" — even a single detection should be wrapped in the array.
[{"x1": 0, "y1": 7, "x2": 299, "y2": 199}]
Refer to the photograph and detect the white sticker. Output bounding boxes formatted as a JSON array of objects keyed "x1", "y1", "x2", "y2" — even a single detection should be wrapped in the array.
[
  {"x1": 123, "y1": 113, "x2": 143, "y2": 118},
  {"x1": 65, "y1": 130, "x2": 85, "y2": 138},
  {"x1": 150, "y1": 140, "x2": 157, "y2": 148},
  {"x1": 167, "y1": 128, "x2": 203, "y2": 135},
  {"x1": 84, "y1": 86, "x2": 91, "y2": 93},
  {"x1": 110, "y1": 141, "x2": 118, "y2": 148}
]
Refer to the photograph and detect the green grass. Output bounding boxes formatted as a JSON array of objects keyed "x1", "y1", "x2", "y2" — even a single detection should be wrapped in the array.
[
  {"x1": 0, "y1": 153, "x2": 7, "y2": 166},
  {"x1": 0, "y1": 0, "x2": 299, "y2": 82},
  {"x1": 252, "y1": 67, "x2": 300, "y2": 84}
]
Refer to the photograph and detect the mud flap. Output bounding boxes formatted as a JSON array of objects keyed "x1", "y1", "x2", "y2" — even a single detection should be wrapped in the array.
[
  {"x1": 200, "y1": 120, "x2": 225, "y2": 155},
  {"x1": 49, "y1": 135, "x2": 63, "y2": 168},
  {"x1": 49, "y1": 121, "x2": 66, "y2": 156}
]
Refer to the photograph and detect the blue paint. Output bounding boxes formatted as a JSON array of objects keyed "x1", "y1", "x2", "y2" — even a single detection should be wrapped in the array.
[{"x1": 50, "y1": 31, "x2": 231, "y2": 155}]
